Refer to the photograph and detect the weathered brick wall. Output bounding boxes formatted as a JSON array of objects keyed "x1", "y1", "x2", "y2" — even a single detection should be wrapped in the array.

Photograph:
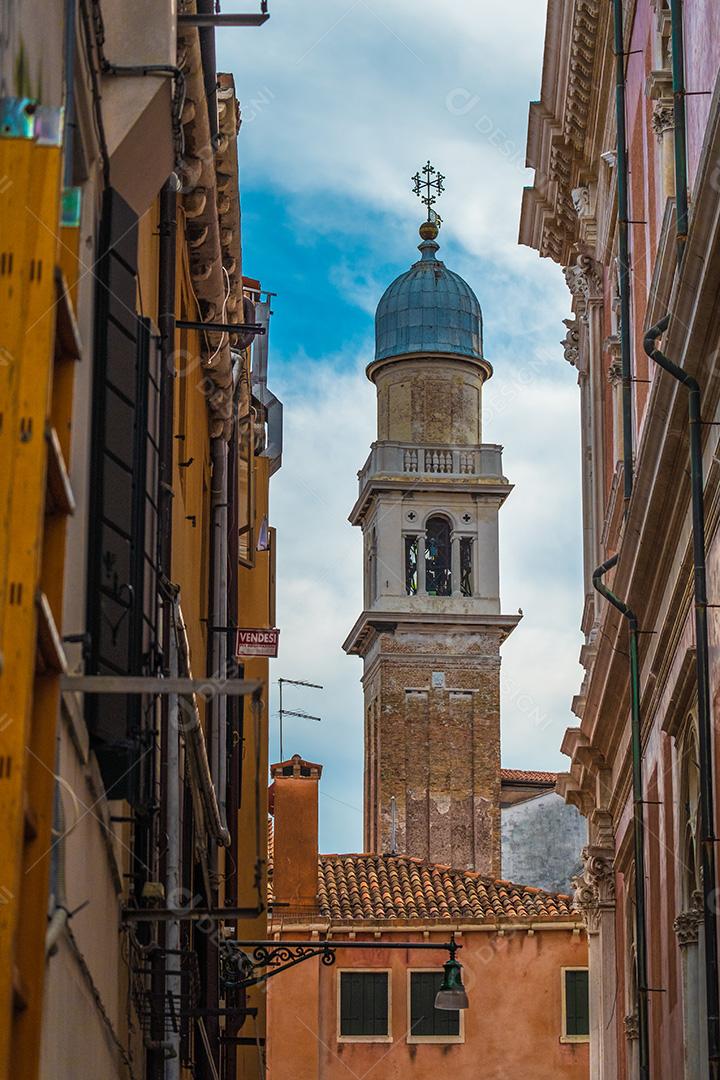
[{"x1": 364, "y1": 626, "x2": 502, "y2": 875}]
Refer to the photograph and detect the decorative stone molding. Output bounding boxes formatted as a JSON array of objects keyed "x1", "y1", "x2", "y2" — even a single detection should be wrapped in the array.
[
  {"x1": 607, "y1": 356, "x2": 623, "y2": 387},
  {"x1": 550, "y1": 140, "x2": 573, "y2": 187},
  {"x1": 589, "y1": 808, "x2": 614, "y2": 850},
  {"x1": 673, "y1": 892, "x2": 704, "y2": 947},
  {"x1": 571, "y1": 186, "x2": 591, "y2": 216},
  {"x1": 564, "y1": 0, "x2": 602, "y2": 155},
  {"x1": 572, "y1": 844, "x2": 615, "y2": 933},
  {"x1": 561, "y1": 316, "x2": 580, "y2": 367},
  {"x1": 564, "y1": 253, "x2": 604, "y2": 311},
  {"x1": 624, "y1": 1010, "x2": 639, "y2": 1040},
  {"x1": 652, "y1": 100, "x2": 675, "y2": 141},
  {"x1": 571, "y1": 184, "x2": 598, "y2": 246}
]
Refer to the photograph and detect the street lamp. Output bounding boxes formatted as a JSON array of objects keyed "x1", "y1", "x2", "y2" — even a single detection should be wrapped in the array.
[
  {"x1": 434, "y1": 935, "x2": 469, "y2": 1011},
  {"x1": 218, "y1": 937, "x2": 467, "y2": 1004}
]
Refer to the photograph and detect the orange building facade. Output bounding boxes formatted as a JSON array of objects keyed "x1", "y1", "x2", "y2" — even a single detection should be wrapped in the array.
[{"x1": 266, "y1": 758, "x2": 589, "y2": 1080}]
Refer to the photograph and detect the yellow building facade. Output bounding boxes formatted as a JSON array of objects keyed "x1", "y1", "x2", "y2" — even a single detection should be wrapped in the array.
[{"x1": 0, "y1": 4, "x2": 278, "y2": 1078}]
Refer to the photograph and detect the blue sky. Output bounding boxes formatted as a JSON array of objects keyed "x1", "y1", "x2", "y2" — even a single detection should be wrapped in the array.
[{"x1": 216, "y1": 1, "x2": 583, "y2": 854}]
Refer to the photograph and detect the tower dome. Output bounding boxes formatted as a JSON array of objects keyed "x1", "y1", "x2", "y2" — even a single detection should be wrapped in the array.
[{"x1": 374, "y1": 224, "x2": 485, "y2": 364}]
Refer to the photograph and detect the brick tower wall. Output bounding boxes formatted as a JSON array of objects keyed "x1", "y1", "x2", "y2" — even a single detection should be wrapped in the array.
[{"x1": 362, "y1": 626, "x2": 502, "y2": 876}]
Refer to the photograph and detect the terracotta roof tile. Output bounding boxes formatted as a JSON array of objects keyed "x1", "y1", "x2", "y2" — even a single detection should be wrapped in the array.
[
  {"x1": 500, "y1": 768, "x2": 557, "y2": 784},
  {"x1": 315, "y1": 853, "x2": 574, "y2": 923}
]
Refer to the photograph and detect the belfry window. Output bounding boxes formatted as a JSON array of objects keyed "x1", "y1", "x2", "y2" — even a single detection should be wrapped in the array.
[
  {"x1": 460, "y1": 537, "x2": 473, "y2": 597},
  {"x1": 405, "y1": 536, "x2": 418, "y2": 595},
  {"x1": 425, "y1": 516, "x2": 451, "y2": 596}
]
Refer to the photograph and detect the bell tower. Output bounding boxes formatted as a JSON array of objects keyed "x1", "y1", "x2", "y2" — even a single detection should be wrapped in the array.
[{"x1": 343, "y1": 172, "x2": 520, "y2": 876}]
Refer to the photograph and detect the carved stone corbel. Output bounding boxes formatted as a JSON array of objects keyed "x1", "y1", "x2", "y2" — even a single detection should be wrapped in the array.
[
  {"x1": 572, "y1": 844, "x2": 615, "y2": 934},
  {"x1": 561, "y1": 316, "x2": 580, "y2": 367}
]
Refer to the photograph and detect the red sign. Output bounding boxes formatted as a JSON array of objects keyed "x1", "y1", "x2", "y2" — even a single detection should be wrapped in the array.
[{"x1": 235, "y1": 627, "x2": 280, "y2": 658}]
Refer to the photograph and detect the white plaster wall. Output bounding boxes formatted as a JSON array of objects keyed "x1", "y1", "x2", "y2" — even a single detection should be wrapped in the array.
[{"x1": 501, "y1": 790, "x2": 587, "y2": 894}]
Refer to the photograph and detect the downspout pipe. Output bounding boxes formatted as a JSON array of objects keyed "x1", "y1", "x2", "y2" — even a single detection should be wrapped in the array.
[
  {"x1": 669, "y1": 0, "x2": 689, "y2": 265},
  {"x1": 165, "y1": 617, "x2": 181, "y2": 1080},
  {"x1": 644, "y1": 317, "x2": 720, "y2": 1074},
  {"x1": 210, "y1": 438, "x2": 229, "y2": 830},
  {"x1": 158, "y1": 179, "x2": 177, "y2": 594},
  {"x1": 612, "y1": 0, "x2": 635, "y2": 508},
  {"x1": 593, "y1": 555, "x2": 650, "y2": 1080},
  {"x1": 63, "y1": 0, "x2": 77, "y2": 188}
]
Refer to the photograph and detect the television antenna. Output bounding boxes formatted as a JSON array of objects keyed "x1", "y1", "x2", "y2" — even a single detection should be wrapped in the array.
[{"x1": 277, "y1": 677, "x2": 323, "y2": 762}]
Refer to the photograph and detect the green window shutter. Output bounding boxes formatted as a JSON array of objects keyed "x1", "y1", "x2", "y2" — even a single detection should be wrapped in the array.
[
  {"x1": 410, "y1": 972, "x2": 460, "y2": 1037},
  {"x1": 340, "y1": 973, "x2": 389, "y2": 1036},
  {"x1": 565, "y1": 969, "x2": 590, "y2": 1036}
]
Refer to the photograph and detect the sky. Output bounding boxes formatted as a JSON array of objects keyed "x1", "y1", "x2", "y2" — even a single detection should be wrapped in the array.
[{"x1": 216, "y1": 1, "x2": 584, "y2": 854}]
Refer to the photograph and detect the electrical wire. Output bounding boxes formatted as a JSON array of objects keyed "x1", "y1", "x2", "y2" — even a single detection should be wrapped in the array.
[{"x1": 206, "y1": 265, "x2": 231, "y2": 365}]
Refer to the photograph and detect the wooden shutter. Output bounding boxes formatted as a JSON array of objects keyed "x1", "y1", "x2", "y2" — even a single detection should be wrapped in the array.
[
  {"x1": 340, "y1": 972, "x2": 388, "y2": 1037},
  {"x1": 86, "y1": 188, "x2": 159, "y2": 800},
  {"x1": 410, "y1": 972, "x2": 460, "y2": 1037},
  {"x1": 565, "y1": 969, "x2": 590, "y2": 1036}
]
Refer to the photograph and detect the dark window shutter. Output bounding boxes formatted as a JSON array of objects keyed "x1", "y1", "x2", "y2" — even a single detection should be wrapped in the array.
[
  {"x1": 410, "y1": 972, "x2": 460, "y2": 1037},
  {"x1": 86, "y1": 188, "x2": 159, "y2": 801},
  {"x1": 340, "y1": 972, "x2": 389, "y2": 1036},
  {"x1": 565, "y1": 969, "x2": 590, "y2": 1036}
]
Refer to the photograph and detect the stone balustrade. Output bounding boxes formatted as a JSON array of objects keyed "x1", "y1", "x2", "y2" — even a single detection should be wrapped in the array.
[{"x1": 357, "y1": 441, "x2": 505, "y2": 492}]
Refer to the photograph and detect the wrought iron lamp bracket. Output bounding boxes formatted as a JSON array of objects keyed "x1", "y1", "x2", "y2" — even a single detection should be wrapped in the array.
[{"x1": 221, "y1": 942, "x2": 335, "y2": 990}]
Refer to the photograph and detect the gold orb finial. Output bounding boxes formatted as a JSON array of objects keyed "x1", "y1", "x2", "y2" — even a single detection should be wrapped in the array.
[{"x1": 419, "y1": 220, "x2": 439, "y2": 241}]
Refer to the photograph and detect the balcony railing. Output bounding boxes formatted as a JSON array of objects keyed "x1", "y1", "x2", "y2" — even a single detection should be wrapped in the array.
[{"x1": 358, "y1": 442, "x2": 505, "y2": 492}]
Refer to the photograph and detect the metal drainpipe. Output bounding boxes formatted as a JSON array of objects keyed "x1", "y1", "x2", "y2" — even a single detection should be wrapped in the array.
[
  {"x1": 612, "y1": 0, "x2": 635, "y2": 508},
  {"x1": 165, "y1": 615, "x2": 181, "y2": 1080},
  {"x1": 593, "y1": 555, "x2": 650, "y2": 1080},
  {"x1": 644, "y1": 317, "x2": 720, "y2": 1075},
  {"x1": 669, "y1": 0, "x2": 689, "y2": 265},
  {"x1": 158, "y1": 179, "x2": 177, "y2": 589},
  {"x1": 63, "y1": 0, "x2": 77, "y2": 188},
  {"x1": 210, "y1": 437, "x2": 229, "y2": 829}
]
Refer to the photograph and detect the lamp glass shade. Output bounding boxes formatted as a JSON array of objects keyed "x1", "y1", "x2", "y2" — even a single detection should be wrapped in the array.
[{"x1": 434, "y1": 957, "x2": 469, "y2": 1010}]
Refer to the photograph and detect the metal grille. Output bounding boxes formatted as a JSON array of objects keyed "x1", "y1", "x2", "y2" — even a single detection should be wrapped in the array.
[{"x1": 129, "y1": 941, "x2": 201, "y2": 1047}]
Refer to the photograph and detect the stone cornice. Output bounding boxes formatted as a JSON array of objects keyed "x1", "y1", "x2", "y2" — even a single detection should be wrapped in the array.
[
  {"x1": 343, "y1": 609, "x2": 521, "y2": 657},
  {"x1": 519, "y1": 0, "x2": 610, "y2": 265}
]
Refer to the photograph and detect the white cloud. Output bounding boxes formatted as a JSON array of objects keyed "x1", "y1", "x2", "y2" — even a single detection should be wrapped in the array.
[
  {"x1": 220, "y1": 2, "x2": 584, "y2": 853},
  {"x1": 220, "y1": 0, "x2": 549, "y2": 263}
]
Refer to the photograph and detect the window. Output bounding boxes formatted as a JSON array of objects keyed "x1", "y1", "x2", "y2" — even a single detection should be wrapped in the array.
[
  {"x1": 425, "y1": 516, "x2": 451, "y2": 595},
  {"x1": 562, "y1": 968, "x2": 590, "y2": 1042},
  {"x1": 338, "y1": 971, "x2": 391, "y2": 1042},
  {"x1": 405, "y1": 535, "x2": 418, "y2": 595},
  {"x1": 408, "y1": 971, "x2": 462, "y2": 1043}
]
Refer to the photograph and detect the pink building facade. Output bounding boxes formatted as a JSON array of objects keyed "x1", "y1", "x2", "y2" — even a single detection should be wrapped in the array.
[{"x1": 521, "y1": 1, "x2": 720, "y2": 1078}]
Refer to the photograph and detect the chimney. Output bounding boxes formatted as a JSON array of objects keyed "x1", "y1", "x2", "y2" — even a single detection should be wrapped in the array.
[{"x1": 269, "y1": 754, "x2": 322, "y2": 912}]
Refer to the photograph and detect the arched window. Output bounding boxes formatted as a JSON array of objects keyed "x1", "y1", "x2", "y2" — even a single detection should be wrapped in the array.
[{"x1": 425, "y1": 516, "x2": 451, "y2": 596}]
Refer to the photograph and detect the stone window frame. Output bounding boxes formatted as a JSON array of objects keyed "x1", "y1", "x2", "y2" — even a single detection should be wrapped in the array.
[
  {"x1": 560, "y1": 966, "x2": 590, "y2": 1044},
  {"x1": 406, "y1": 968, "x2": 465, "y2": 1045},
  {"x1": 336, "y1": 968, "x2": 393, "y2": 1044}
]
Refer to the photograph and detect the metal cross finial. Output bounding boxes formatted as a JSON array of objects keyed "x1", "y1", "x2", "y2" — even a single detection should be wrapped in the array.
[{"x1": 412, "y1": 160, "x2": 445, "y2": 219}]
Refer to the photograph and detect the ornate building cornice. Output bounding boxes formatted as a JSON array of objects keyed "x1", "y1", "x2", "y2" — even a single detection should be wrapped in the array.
[
  {"x1": 564, "y1": 0, "x2": 601, "y2": 154},
  {"x1": 519, "y1": 0, "x2": 606, "y2": 266}
]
